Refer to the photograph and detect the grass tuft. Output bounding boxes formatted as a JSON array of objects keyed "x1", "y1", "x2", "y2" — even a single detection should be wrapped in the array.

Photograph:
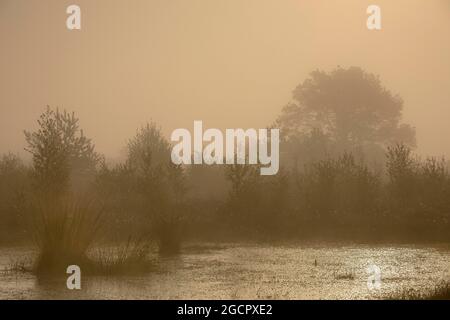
[
  {"x1": 2, "y1": 257, "x2": 33, "y2": 274},
  {"x1": 31, "y1": 197, "x2": 103, "y2": 275},
  {"x1": 92, "y1": 237, "x2": 154, "y2": 275},
  {"x1": 334, "y1": 270, "x2": 356, "y2": 280}
]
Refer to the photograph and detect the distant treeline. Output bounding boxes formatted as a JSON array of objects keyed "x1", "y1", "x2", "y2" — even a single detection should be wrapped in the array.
[
  {"x1": 1, "y1": 66, "x2": 449, "y2": 247},
  {"x1": 1, "y1": 129, "x2": 450, "y2": 245}
]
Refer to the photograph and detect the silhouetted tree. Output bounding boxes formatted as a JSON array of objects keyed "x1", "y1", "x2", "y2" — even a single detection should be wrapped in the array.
[
  {"x1": 126, "y1": 123, "x2": 185, "y2": 254},
  {"x1": 419, "y1": 157, "x2": 449, "y2": 212},
  {"x1": 386, "y1": 143, "x2": 418, "y2": 208},
  {"x1": 24, "y1": 106, "x2": 99, "y2": 196},
  {"x1": 296, "y1": 152, "x2": 380, "y2": 237},
  {"x1": 224, "y1": 163, "x2": 260, "y2": 232},
  {"x1": 0, "y1": 153, "x2": 30, "y2": 242},
  {"x1": 276, "y1": 67, "x2": 416, "y2": 167}
]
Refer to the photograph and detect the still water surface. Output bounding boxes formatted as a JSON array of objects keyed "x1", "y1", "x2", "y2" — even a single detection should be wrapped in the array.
[{"x1": 1, "y1": 243, "x2": 449, "y2": 299}]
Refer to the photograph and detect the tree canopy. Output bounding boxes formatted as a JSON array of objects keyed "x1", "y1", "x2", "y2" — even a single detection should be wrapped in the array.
[
  {"x1": 24, "y1": 106, "x2": 99, "y2": 195},
  {"x1": 276, "y1": 67, "x2": 416, "y2": 151}
]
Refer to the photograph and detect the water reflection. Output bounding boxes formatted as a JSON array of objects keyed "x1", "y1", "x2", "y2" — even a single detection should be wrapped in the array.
[{"x1": 1, "y1": 243, "x2": 449, "y2": 299}]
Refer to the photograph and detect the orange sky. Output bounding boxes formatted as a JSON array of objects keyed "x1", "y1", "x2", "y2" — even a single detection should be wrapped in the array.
[{"x1": 1, "y1": 0, "x2": 449, "y2": 161}]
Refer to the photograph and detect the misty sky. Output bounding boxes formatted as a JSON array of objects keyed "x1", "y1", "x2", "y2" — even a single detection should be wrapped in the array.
[{"x1": 1, "y1": 0, "x2": 449, "y2": 161}]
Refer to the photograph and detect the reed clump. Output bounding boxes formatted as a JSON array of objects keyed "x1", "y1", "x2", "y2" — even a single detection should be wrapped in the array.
[
  {"x1": 334, "y1": 270, "x2": 356, "y2": 280},
  {"x1": 31, "y1": 197, "x2": 102, "y2": 275},
  {"x1": 31, "y1": 197, "x2": 155, "y2": 276},
  {"x1": 92, "y1": 237, "x2": 154, "y2": 275}
]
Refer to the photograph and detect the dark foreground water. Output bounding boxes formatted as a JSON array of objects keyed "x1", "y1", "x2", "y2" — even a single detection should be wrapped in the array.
[{"x1": 1, "y1": 243, "x2": 449, "y2": 299}]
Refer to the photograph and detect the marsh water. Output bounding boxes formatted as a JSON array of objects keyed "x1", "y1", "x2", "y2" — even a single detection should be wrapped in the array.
[{"x1": 1, "y1": 243, "x2": 449, "y2": 299}]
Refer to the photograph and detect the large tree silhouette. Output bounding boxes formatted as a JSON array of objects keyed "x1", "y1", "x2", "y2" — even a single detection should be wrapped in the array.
[{"x1": 276, "y1": 67, "x2": 416, "y2": 155}]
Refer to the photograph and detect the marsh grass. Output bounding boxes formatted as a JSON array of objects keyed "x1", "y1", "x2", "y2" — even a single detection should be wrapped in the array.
[
  {"x1": 390, "y1": 282, "x2": 450, "y2": 300},
  {"x1": 92, "y1": 237, "x2": 155, "y2": 275},
  {"x1": 30, "y1": 197, "x2": 155, "y2": 276},
  {"x1": 334, "y1": 269, "x2": 356, "y2": 280},
  {"x1": 31, "y1": 197, "x2": 103, "y2": 275},
  {"x1": 3, "y1": 257, "x2": 33, "y2": 274}
]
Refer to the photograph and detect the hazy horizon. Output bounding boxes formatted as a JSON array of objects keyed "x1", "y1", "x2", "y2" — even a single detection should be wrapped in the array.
[
  {"x1": 1, "y1": 0, "x2": 449, "y2": 161},
  {"x1": 2, "y1": 1, "x2": 450, "y2": 301}
]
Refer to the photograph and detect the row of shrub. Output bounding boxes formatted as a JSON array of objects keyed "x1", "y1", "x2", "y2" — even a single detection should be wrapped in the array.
[
  {"x1": 1, "y1": 107, "x2": 450, "y2": 275},
  {"x1": 2, "y1": 141, "x2": 450, "y2": 247}
]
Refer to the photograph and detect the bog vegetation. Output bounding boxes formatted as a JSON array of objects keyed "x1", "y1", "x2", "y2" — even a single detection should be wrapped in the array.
[{"x1": 0, "y1": 67, "x2": 449, "y2": 276}]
